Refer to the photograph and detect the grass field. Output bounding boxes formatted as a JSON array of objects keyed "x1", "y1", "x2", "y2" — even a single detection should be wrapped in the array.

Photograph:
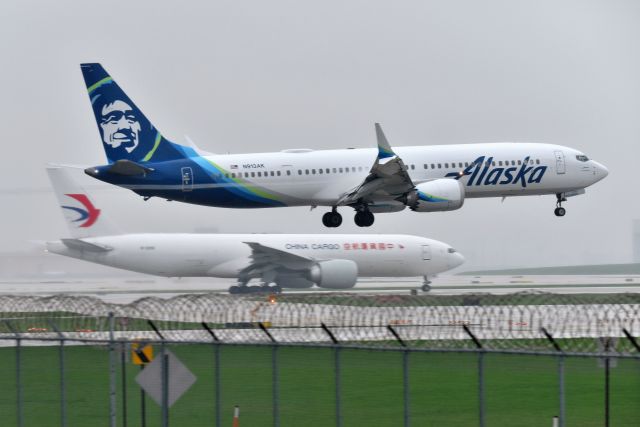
[{"x1": 0, "y1": 344, "x2": 638, "y2": 426}]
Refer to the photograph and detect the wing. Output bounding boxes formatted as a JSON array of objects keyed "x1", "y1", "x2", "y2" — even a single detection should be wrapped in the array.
[
  {"x1": 337, "y1": 123, "x2": 415, "y2": 206},
  {"x1": 238, "y1": 242, "x2": 315, "y2": 283}
]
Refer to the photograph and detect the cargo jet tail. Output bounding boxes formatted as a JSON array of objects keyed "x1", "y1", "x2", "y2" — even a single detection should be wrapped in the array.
[{"x1": 47, "y1": 166, "x2": 119, "y2": 238}]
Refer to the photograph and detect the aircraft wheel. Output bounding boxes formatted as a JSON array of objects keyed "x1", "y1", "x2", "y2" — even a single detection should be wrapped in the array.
[
  {"x1": 229, "y1": 286, "x2": 242, "y2": 294},
  {"x1": 554, "y1": 207, "x2": 566, "y2": 217},
  {"x1": 323, "y1": 211, "x2": 343, "y2": 228},
  {"x1": 421, "y1": 284, "x2": 432, "y2": 292},
  {"x1": 354, "y1": 211, "x2": 375, "y2": 227}
]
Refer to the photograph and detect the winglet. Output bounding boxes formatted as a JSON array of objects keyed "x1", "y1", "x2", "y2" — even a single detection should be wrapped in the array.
[{"x1": 375, "y1": 123, "x2": 396, "y2": 159}]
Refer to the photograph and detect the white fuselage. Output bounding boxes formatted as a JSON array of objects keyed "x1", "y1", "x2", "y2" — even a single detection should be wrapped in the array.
[
  {"x1": 47, "y1": 234, "x2": 463, "y2": 280},
  {"x1": 193, "y1": 143, "x2": 607, "y2": 206}
]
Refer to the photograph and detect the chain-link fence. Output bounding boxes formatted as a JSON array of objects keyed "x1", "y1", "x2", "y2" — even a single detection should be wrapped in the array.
[{"x1": 0, "y1": 292, "x2": 639, "y2": 426}]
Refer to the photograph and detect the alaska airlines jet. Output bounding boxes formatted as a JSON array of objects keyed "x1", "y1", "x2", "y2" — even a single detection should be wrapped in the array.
[
  {"x1": 81, "y1": 63, "x2": 608, "y2": 228},
  {"x1": 46, "y1": 167, "x2": 464, "y2": 293}
]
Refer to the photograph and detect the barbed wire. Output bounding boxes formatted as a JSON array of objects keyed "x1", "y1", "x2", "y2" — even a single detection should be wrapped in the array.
[{"x1": 0, "y1": 292, "x2": 639, "y2": 354}]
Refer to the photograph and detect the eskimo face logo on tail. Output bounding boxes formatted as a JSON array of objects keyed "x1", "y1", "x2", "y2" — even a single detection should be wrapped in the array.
[
  {"x1": 61, "y1": 194, "x2": 101, "y2": 228},
  {"x1": 99, "y1": 100, "x2": 141, "y2": 153},
  {"x1": 89, "y1": 83, "x2": 157, "y2": 162},
  {"x1": 445, "y1": 156, "x2": 547, "y2": 188}
]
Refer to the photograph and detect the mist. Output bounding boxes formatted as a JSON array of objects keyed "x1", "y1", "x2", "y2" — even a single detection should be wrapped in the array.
[{"x1": 1, "y1": 0, "x2": 638, "y2": 271}]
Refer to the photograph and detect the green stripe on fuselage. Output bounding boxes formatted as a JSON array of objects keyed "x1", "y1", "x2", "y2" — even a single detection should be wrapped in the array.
[{"x1": 205, "y1": 160, "x2": 280, "y2": 202}]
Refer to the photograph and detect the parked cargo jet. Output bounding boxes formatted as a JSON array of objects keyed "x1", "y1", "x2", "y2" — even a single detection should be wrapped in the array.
[
  {"x1": 45, "y1": 167, "x2": 464, "y2": 293},
  {"x1": 81, "y1": 63, "x2": 608, "y2": 228}
]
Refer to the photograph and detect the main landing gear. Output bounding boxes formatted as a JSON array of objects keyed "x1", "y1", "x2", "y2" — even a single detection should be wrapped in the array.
[
  {"x1": 322, "y1": 206, "x2": 375, "y2": 228},
  {"x1": 322, "y1": 208, "x2": 343, "y2": 228},
  {"x1": 421, "y1": 276, "x2": 432, "y2": 292},
  {"x1": 354, "y1": 209, "x2": 375, "y2": 227},
  {"x1": 554, "y1": 193, "x2": 566, "y2": 217},
  {"x1": 229, "y1": 284, "x2": 283, "y2": 294}
]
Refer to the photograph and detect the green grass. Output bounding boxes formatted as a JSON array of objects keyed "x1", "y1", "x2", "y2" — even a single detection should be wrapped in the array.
[{"x1": 0, "y1": 344, "x2": 638, "y2": 426}]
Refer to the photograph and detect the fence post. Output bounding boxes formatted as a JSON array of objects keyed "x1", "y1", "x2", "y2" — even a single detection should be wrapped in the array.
[
  {"x1": 604, "y1": 338, "x2": 612, "y2": 427},
  {"x1": 541, "y1": 327, "x2": 565, "y2": 427},
  {"x1": 388, "y1": 325, "x2": 410, "y2": 427},
  {"x1": 140, "y1": 364, "x2": 147, "y2": 427},
  {"x1": 463, "y1": 325, "x2": 484, "y2": 427},
  {"x1": 202, "y1": 322, "x2": 221, "y2": 427},
  {"x1": 321, "y1": 323, "x2": 341, "y2": 427},
  {"x1": 4, "y1": 321, "x2": 23, "y2": 427},
  {"x1": 259, "y1": 322, "x2": 280, "y2": 427},
  {"x1": 108, "y1": 313, "x2": 117, "y2": 427},
  {"x1": 48, "y1": 320, "x2": 67, "y2": 427},
  {"x1": 162, "y1": 349, "x2": 169, "y2": 427},
  {"x1": 121, "y1": 342, "x2": 128, "y2": 427}
]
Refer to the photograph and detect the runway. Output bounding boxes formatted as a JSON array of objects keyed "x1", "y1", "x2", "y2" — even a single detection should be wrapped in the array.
[{"x1": 1, "y1": 274, "x2": 640, "y2": 303}]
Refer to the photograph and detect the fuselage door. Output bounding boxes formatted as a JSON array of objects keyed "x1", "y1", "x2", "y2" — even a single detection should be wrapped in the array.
[
  {"x1": 554, "y1": 151, "x2": 566, "y2": 175},
  {"x1": 422, "y1": 245, "x2": 431, "y2": 261},
  {"x1": 181, "y1": 167, "x2": 194, "y2": 192}
]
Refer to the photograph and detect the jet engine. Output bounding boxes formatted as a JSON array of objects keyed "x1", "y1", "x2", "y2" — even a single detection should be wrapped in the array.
[
  {"x1": 309, "y1": 259, "x2": 358, "y2": 289},
  {"x1": 273, "y1": 260, "x2": 358, "y2": 289},
  {"x1": 274, "y1": 275, "x2": 315, "y2": 289},
  {"x1": 404, "y1": 179, "x2": 465, "y2": 212}
]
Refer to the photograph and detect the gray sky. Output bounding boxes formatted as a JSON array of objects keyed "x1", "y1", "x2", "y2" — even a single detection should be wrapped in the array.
[{"x1": 1, "y1": 0, "x2": 639, "y2": 270}]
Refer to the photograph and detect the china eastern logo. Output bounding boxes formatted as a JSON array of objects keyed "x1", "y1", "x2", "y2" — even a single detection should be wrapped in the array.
[
  {"x1": 61, "y1": 194, "x2": 101, "y2": 228},
  {"x1": 445, "y1": 156, "x2": 547, "y2": 188}
]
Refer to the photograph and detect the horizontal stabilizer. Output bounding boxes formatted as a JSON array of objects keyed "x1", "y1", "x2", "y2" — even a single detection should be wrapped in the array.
[
  {"x1": 86, "y1": 160, "x2": 153, "y2": 177},
  {"x1": 61, "y1": 238, "x2": 112, "y2": 252}
]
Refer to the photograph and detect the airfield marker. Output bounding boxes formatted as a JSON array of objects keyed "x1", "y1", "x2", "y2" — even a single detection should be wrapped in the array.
[{"x1": 232, "y1": 405, "x2": 240, "y2": 427}]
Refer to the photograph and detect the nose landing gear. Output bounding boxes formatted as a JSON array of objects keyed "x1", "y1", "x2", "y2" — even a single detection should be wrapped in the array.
[
  {"x1": 420, "y1": 276, "x2": 432, "y2": 292},
  {"x1": 554, "y1": 193, "x2": 566, "y2": 217}
]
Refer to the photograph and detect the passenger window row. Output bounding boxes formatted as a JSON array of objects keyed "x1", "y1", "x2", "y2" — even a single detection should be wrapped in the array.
[
  {"x1": 217, "y1": 158, "x2": 543, "y2": 180},
  {"x1": 217, "y1": 170, "x2": 293, "y2": 179},
  {"x1": 422, "y1": 159, "x2": 541, "y2": 169},
  {"x1": 297, "y1": 166, "x2": 368, "y2": 175}
]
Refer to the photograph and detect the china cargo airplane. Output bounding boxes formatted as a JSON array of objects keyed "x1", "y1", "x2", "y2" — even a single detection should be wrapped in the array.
[
  {"x1": 45, "y1": 167, "x2": 464, "y2": 293},
  {"x1": 81, "y1": 63, "x2": 608, "y2": 228}
]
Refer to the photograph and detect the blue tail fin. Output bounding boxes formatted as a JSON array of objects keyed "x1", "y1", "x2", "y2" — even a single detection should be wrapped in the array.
[{"x1": 81, "y1": 63, "x2": 193, "y2": 164}]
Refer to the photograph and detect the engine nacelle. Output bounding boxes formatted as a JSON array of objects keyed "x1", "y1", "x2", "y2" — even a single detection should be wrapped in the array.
[
  {"x1": 275, "y1": 274, "x2": 314, "y2": 289},
  {"x1": 308, "y1": 259, "x2": 358, "y2": 289},
  {"x1": 368, "y1": 201, "x2": 406, "y2": 214},
  {"x1": 405, "y1": 179, "x2": 465, "y2": 212}
]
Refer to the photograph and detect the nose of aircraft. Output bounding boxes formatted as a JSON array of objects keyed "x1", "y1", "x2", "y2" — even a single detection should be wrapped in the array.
[
  {"x1": 591, "y1": 161, "x2": 609, "y2": 183},
  {"x1": 449, "y1": 251, "x2": 465, "y2": 269}
]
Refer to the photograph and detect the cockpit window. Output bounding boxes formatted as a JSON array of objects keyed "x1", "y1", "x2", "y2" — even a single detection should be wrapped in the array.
[
  {"x1": 447, "y1": 248, "x2": 456, "y2": 253},
  {"x1": 576, "y1": 155, "x2": 589, "y2": 162}
]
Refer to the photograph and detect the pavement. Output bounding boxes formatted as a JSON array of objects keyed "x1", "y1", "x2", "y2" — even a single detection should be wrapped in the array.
[{"x1": 1, "y1": 274, "x2": 640, "y2": 304}]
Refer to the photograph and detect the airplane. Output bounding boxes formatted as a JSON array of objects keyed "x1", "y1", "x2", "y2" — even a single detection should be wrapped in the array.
[
  {"x1": 45, "y1": 167, "x2": 465, "y2": 293},
  {"x1": 80, "y1": 63, "x2": 609, "y2": 228}
]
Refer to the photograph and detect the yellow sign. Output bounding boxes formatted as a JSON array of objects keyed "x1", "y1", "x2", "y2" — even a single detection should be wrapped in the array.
[{"x1": 131, "y1": 342, "x2": 154, "y2": 365}]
